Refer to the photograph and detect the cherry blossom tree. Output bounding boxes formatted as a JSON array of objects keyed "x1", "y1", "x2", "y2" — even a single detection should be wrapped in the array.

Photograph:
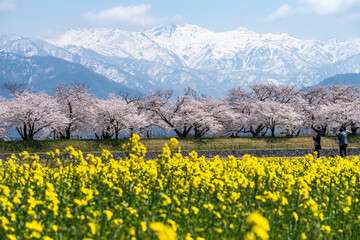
[
  {"x1": 301, "y1": 85, "x2": 360, "y2": 135},
  {"x1": 141, "y1": 90, "x2": 194, "y2": 138},
  {"x1": 278, "y1": 101, "x2": 306, "y2": 136},
  {"x1": 251, "y1": 83, "x2": 299, "y2": 103},
  {"x1": 0, "y1": 97, "x2": 8, "y2": 140},
  {"x1": 54, "y1": 84, "x2": 94, "y2": 139},
  {"x1": 300, "y1": 86, "x2": 330, "y2": 135},
  {"x1": 259, "y1": 100, "x2": 299, "y2": 137},
  {"x1": 215, "y1": 107, "x2": 245, "y2": 138},
  {"x1": 92, "y1": 95, "x2": 148, "y2": 139},
  {"x1": 1, "y1": 82, "x2": 31, "y2": 98},
  {"x1": 172, "y1": 97, "x2": 223, "y2": 138},
  {"x1": 326, "y1": 85, "x2": 360, "y2": 104},
  {"x1": 224, "y1": 96, "x2": 269, "y2": 138},
  {"x1": 3, "y1": 92, "x2": 68, "y2": 140},
  {"x1": 323, "y1": 86, "x2": 360, "y2": 133},
  {"x1": 0, "y1": 82, "x2": 359, "y2": 141},
  {"x1": 227, "y1": 86, "x2": 251, "y2": 103},
  {"x1": 243, "y1": 100, "x2": 270, "y2": 137},
  {"x1": 226, "y1": 84, "x2": 303, "y2": 137},
  {"x1": 224, "y1": 86, "x2": 251, "y2": 137}
]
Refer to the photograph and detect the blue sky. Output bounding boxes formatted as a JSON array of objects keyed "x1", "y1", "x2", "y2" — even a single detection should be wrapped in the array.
[{"x1": 0, "y1": 0, "x2": 360, "y2": 40}]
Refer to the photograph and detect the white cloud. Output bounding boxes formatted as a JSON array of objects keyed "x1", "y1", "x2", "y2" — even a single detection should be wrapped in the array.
[
  {"x1": 267, "y1": 4, "x2": 293, "y2": 21},
  {"x1": 83, "y1": 4, "x2": 157, "y2": 26},
  {"x1": 266, "y1": 0, "x2": 360, "y2": 21},
  {"x1": 0, "y1": 0, "x2": 17, "y2": 12},
  {"x1": 300, "y1": 0, "x2": 360, "y2": 15}
]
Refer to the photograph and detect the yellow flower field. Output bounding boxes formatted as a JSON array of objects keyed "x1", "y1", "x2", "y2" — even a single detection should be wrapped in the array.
[{"x1": 0, "y1": 135, "x2": 359, "y2": 239}]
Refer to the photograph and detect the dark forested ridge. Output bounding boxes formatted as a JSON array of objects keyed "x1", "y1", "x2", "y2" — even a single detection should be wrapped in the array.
[{"x1": 316, "y1": 73, "x2": 360, "y2": 87}]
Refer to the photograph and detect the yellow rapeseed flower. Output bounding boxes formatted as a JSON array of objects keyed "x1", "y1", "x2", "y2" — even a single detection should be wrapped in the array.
[
  {"x1": 170, "y1": 138, "x2": 178, "y2": 148},
  {"x1": 321, "y1": 225, "x2": 331, "y2": 234},
  {"x1": 192, "y1": 206, "x2": 199, "y2": 214},
  {"x1": 103, "y1": 210, "x2": 113, "y2": 220},
  {"x1": 42, "y1": 236, "x2": 53, "y2": 240},
  {"x1": 244, "y1": 232, "x2": 255, "y2": 240},
  {"x1": 247, "y1": 211, "x2": 270, "y2": 240},
  {"x1": 247, "y1": 211, "x2": 270, "y2": 231},
  {"x1": 189, "y1": 151, "x2": 198, "y2": 159},
  {"x1": 140, "y1": 221, "x2": 147, "y2": 232},
  {"x1": 252, "y1": 225, "x2": 269, "y2": 240},
  {"x1": 293, "y1": 212, "x2": 299, "y2": 221},
  {"x1": 51, "y1": 225, "x2": 58, "y2": 232},
  {"x1": 88, "y1": 222, "x2": 96, "y2": 235},
  {"x1": 6, "y1": 234, "x2": 16, "y2": 240},
  {"x1": 25, "y1": 220, "x2": 43, "y2": 232},
  {"x1": 150, "y1": 222, "x2": 177, "y2": 240}
]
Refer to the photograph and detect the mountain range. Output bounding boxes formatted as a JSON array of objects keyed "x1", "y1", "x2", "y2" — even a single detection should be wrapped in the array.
[
  {"x1": 0, "y1": 52, "x2": 141, "y2": 98},
  {"x1": 1, "y1": 24, "x2": 360, "y2": 98},
  {"x1": 316, "y1": 73, "x2": 360, "y2": 87}
]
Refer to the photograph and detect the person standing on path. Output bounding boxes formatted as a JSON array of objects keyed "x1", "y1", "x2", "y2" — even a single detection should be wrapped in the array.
[
  {"x1": 313, "y1": 130, "x2": 321, "y2": 158},
  {"x1": 337, "y1": 128, "x2": 348, "y2": 157}
]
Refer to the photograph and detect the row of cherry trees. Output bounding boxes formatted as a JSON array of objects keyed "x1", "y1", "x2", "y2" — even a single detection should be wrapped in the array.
[{"x1": 0, "y1": 83, "x2": 359, "y2": 140}]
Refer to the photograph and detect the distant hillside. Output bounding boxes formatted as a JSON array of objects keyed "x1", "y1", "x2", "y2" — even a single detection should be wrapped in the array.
[
  {"x1": 2, "y1": 24, "x2": 360, "y2": 98},
  {"x1": 316, "y1": 73, "x2": 360, "y2": 87},
  {"x1": 0, "y1": 52, "x2": 142, "y2": 98}
]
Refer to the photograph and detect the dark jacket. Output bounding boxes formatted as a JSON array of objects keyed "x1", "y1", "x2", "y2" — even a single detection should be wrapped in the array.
[
  {"x1": 313, "y1": 134, "x2": 321, "y2": 149},
  {"x1": 337, "y1": 131, "x2": 348, "y2": 145}
]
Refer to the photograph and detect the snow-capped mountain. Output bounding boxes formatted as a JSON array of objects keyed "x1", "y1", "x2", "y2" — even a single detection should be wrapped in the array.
[{"x1": 1, "y1": 24, "x2": 360, "y2": 97}]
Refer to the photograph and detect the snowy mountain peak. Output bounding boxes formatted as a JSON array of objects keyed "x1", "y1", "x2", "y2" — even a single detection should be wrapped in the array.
[
  {"x1": 233, "y1": 26, "x2": 255, "y2": 33},
  {"x1": 143, "y1": 23, "x2": 215, "y2": 50},
  {"x1": 145, "y1": 23, "x2": 180, "y2": 37},
  {"x1": 145, "y1": 23, "x2": 214, "y2": 36},
  {"x1": 0, "y1": 34, "x2": 23, "y2": 45},
  {"x1": 0, "y1": 35, "x2": 75, "y2": 62},
  {"x1": 46, "y1": 24, "x2": 360, "y2": 93}
]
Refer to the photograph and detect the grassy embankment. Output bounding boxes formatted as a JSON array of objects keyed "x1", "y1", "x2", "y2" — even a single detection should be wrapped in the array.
[{"x1": 1, "y1": 136, "x2": 360, "y2": 154}]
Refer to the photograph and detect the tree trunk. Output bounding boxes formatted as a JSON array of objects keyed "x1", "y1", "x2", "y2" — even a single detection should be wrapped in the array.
[
  {"x1": 174, "y1": 126, "x2": 192, "y2": 138},
  {"x1": 249, "y1": 125, "x2": 266, "y2": 137},
  {"x1": 16, "y1": 125, "x2": 28, "y2": 140},
  {"x1": 101, "y1": 126, "x2": 113, "y2": 139},
  {"x1": 194, "y1": 127, "x2": 209, "y2": 138},
  {"x1": 115, "y1": 129, "x2": 120, "y2": 139},
  {"x1": 350, "y1": 123, "x2": 358, "y2": 135},
  {"x1": 270, "y1": 126, "x2": 275, "y2": 137}
]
